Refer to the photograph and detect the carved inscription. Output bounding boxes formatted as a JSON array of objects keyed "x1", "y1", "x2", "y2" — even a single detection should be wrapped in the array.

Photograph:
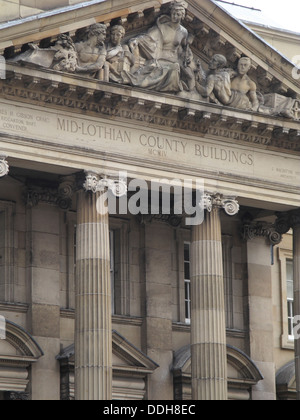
[
  {"x1": 0, "y1": 100, "x2": 300, "y2": 187},
  {"x1": 57, "y1": 118, "x2": 132, "y2": 143}
]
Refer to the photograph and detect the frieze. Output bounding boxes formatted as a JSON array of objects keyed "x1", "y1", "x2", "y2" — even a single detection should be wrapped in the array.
[
  {"x1": 3, "y1": 0, "x2": 299, "y2": 122},
  {"x1": 1, "y1": 98, "x2": 300, "y2": 189},
  {"x1": 1, "y1": 82, "x2": 300, "y2": 152}
]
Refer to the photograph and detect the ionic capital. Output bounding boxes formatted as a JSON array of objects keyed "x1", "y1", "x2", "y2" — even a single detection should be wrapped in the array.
[
  {"x1": 24, "y1": 175, "x2": 76, "y2": 210},
  {"x1": 202, "y1": 193, "x2": 239, "y2": 216},
  {"x1": 242, "y1": 221, "x2": 282, "y2": 245},
  {"x1": 83, "y1": 171, "x2": 127, "y2": 197},
  {"x1": 0, "y1": 156, "x2": 9, "y2": 177}
]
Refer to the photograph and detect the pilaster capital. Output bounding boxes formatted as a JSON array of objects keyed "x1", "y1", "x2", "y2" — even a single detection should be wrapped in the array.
[
  {"x1": 83, "y1": 171, "x2": 127, "y2": 197},
  {"x1": 0, "y1": 156, "x2": 9, "y2": 177},
  {"x1": 275, "y1": 210, "x2": 300, "y2": 233},
  {"x1": 242, "y1": 221, "x2": 282, "y2": 245},
  {"x1": 24, "y1": 175, "x2": 76, "y2": 210},
  {"x1": 202, "y1": 193, "x2": 239, "y2": 216}
]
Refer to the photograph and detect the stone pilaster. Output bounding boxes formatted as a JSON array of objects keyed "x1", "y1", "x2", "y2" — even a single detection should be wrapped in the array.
[
  {"x1": 75, "y1": 172, "x2": 127, "y2": 401},
  {"x1": 190, "y1": 194, "x2": 239, "y2": 400}
]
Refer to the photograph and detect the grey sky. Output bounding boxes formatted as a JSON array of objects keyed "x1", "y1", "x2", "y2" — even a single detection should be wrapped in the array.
[{"x1": 215, "y1": 0, "x2": 300, "y2": 33}]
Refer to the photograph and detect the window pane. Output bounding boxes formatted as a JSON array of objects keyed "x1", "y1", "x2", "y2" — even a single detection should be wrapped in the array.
[
  {"x1": 184, "y1": 262, "x2": 190, "y2": 280},
  {"x1": 286, "y1": 260, "x2": 293, "y2": 281},
  {"x1": 184, "y1": 243, "x2": 190, "y2": 262},
  {"x1": 287, "y1": 280, "x2": 294, "y2": 300}
]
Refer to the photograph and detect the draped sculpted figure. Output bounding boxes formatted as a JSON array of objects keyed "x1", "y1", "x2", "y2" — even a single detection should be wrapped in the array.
[
  {"x1": 106, "y1": 25, "x2": 137, "y2": 84},
  {"x1": 123, "y1": 0, "x2": 196, "y2": 93}
]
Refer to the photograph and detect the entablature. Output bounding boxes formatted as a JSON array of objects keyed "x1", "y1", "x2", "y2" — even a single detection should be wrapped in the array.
[{"x1": 2, "y1": 62, "x2": 300, "y2": 153}]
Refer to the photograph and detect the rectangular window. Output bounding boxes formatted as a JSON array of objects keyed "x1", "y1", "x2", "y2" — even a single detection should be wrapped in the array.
[
  {"x1": 286, "y1": 259, "x2": 294, "y2": 337},
  {"x1": 184, "y1": 242, "x2": 191, "y2": 324}
]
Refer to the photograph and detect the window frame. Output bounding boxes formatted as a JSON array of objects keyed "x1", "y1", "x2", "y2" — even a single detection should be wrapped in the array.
[
  {"x1": 278, "y1": 247, "x2": 295, "y2": 350},
  {"x1": 184, "y1": 241, "x2": 191, "y2": 325},
  {"x1": 0, "y1": 201, "x2": 15, "y2": 303}
]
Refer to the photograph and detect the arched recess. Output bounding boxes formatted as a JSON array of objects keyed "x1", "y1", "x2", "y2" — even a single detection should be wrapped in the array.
[
  {"x1": 172, "y1": 344, "x2": 264, "y2": 400},
  {"x1": 56, "y1": 330, "x2": 159, "y2": 400},
  {"x1": 0, "y1": 320, "x2": 44, "y2": 399}
]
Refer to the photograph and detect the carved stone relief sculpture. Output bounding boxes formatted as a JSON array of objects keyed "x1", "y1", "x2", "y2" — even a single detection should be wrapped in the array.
[
  {"x1": 75, "y1": 23, "x2": 108, "y2": 80},
  {"x1": 123, "y1": 0, "x2": 196, "y2": 93},
  {"x1": 6, "y1": 0, "x2": 298, "y2": 120},
  {"x1": 11, "y1": 34, "x2": 77, "y2": 73}
]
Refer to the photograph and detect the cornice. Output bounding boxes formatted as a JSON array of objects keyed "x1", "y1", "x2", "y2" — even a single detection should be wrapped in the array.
[
  {"x1": 0, "y1": 0, "x2": 169, "y2": 51},
  {"x1": 1, "y1": 64, "x2": 300, "y2": 154}
]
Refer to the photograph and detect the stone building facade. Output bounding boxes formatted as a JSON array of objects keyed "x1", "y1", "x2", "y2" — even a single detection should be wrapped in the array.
[{"x1": 0, "y1": 0, "x2": 299, "y2": 400}]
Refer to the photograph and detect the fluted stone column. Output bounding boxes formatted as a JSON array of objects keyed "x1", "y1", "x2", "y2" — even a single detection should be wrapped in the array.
[
  {"x1": 190, "y1": 194, "x2": 239, "y2": 400},
  {"x1": 75, "y1": 172, "x2": 127, "y2": 400}
]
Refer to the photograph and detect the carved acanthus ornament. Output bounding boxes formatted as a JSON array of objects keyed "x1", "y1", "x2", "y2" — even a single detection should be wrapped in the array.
[
  {"x1": 202, "y1": 193, "x2": 239, "y2": 216},
  {"x1": 83, "y1": 172, "x2": 128, "y2": 197},
  {"x1": 0, "y1": 156, "x2": 9, "y2": 177}
]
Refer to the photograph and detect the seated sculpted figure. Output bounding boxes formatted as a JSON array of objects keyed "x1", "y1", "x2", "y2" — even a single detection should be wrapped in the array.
[
  {"x1": 123, "y1": 0, "x2": 195, "y2": 93},
  {"x1": 75, "y1": 23, "x2": 109, "y2": 80},
  {"x1": 196, "y1": 54, "x2": 233, "y2": 105},
  {"x1": 106, "y1": 25, "x2": 136, "y2": 84},
  {"x1": 229, "y1": 57, "x2": 259, "y2": 111}
]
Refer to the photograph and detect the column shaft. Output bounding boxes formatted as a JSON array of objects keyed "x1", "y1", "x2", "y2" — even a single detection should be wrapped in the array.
[
  {"x1": 191, "y1": 207, "x2": 227, "y2": 400},
  {"x1": 293, "y1": 224, "x2": 300, "y2": 400},
  {"x1": 75, "y1": 190, "x2": 112, "y2": 400}
]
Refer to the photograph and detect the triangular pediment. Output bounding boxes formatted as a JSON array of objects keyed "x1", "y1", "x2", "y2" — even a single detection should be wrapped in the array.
[
  {"x1": 56, "y1": 330, "x2": 159, "y2": 373},
  {"x1": 1, "y1": 0, "x2": 298, "y2": 94},
  {"x1": 0, "y1": 0, "x2": 299, "y2": 151}
]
